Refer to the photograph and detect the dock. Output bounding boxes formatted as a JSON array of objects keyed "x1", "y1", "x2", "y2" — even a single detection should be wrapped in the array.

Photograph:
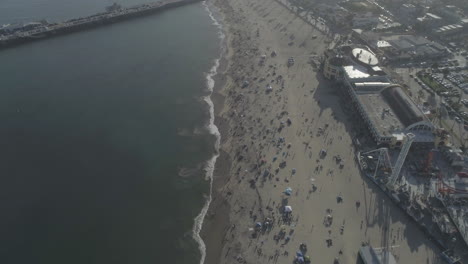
[{"x1": 0, "y1": 0, "x2": 202, "y2": 49}]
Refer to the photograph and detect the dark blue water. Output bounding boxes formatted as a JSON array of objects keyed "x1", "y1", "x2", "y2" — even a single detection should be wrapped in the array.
[{"x1": 0, "y1": 2, "x2": 220, "y2": 264}]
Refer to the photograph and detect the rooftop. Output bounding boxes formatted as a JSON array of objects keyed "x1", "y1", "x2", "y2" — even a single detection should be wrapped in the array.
[
  {"x1": 352, "y1": 48, "x2": 379, "y2": 66},
  {"x1": 416, "y1": 45, "x2": 438, "y2": 55},
  {"x1": 403, "y1": 35, "x2": 429, "y2": 46},
  {"x1": 357, "y1": 92, "x2": 405, "y2": 137},
  {"x1": 436, "y1": 24, "x2": 463, "y2": 33},
  {"x1": 382, "y1": 86, "x2": 424, "y2": 127},
  {"x1": 426, "y1": 13, "x2": 442, "y2": 20},
  {"x1": 377, "y1": 40, "x2": 391, "y2": 48},
  {"x1": 402, "y1": 3, "x2": 415, "y2": 8},
  {"x1": 389, "y1": 39, "x2": 414, "y2": 50},
  {"x1": 343, "y1": 65, "x2": 370, "y2": 79},
  {"x1": 354, "y1": 82, "x2": 391, "y2": 92}
]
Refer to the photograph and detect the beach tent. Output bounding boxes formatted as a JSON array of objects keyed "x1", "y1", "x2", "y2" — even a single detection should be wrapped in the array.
[
  {"x1": 284, "y1": 187, "x2": 293, "y2": 196},
  {"x1": 284, "y1": 205, "x2": 292, "y2": 213}
]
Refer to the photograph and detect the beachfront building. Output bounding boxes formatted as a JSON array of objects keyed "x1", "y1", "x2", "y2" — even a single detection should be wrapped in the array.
[
  {"x1": 322, "y1": 45, "x2": 435, "y2": 147},
  {"x1": 322, "y1": 52, "x2": 345, "y2": 80}
]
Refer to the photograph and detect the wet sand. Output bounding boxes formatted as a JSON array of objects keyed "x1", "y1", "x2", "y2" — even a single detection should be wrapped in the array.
[{"x1": 201, "y1": 0, "x2": 444, "y2": 263}]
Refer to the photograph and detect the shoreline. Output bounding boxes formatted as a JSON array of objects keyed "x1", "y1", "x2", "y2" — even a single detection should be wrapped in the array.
[
  {"x1": 199, "y1": 1, "x2": 232, "y2": 263},
  {"x1": 195, "y1": 1, "x2": 230, "y2": 264}
]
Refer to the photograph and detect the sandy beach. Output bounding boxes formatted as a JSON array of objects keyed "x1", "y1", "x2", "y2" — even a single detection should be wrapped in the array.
[{"x1": 201, "y1": 0, "x2": 444, "y2": 263}]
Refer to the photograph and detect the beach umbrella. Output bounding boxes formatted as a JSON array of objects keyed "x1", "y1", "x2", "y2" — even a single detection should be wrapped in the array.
[
  {"x1": 284, "y1": 205, "x2": 292, "y2": 213},
  {"x1": 284, "y1": 187, "x2": 293, "y2": 195}
]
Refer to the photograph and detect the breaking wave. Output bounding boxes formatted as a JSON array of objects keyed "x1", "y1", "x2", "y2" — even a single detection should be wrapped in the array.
[{"x1": 192, "y1": 2, "x2": 225, "y2": 264}]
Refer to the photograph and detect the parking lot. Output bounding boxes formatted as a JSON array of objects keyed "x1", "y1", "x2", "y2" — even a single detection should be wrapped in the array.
[{"x1": 394, "y1": 60, "x2": 468, "y2": 148}]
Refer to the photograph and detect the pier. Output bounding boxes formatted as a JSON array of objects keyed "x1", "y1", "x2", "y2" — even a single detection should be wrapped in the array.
[
  {"x1": 0, "y1": 0, "x2": 202, "y2": 49},
  {"x1": 357, "y1": 150, "x2": 467, "y2": 264}
]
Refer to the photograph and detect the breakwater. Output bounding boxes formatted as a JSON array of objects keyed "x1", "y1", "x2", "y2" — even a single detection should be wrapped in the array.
[{"x1": 0, "y1": 0, "x2": 201, "y2": 49}]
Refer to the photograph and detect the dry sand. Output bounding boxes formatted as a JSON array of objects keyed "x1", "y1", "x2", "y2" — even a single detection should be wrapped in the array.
[{"x1": 201, "y1": 0, "x2": 444, "y2": 263}]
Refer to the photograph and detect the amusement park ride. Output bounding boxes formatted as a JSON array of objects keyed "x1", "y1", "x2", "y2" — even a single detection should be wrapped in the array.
[{"x1": 361, "y1": 133, "x2": 468, "y2": 196}]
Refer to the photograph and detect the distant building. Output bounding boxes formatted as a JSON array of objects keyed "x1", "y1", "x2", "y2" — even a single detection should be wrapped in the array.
[
  {"x1": 433, "y1": 19, "x2": 468, "y2": 41},
  {"x1": 352, "y1": 31, "x2": 448, "y2": 63},
  {"x1": 398, "y1": 4, "x2": 418, "y2": 24},
  {"x1": 352, "y1": 12, "x2": 380, "y2": 29},
  {"x1": 416, "y1": 12, "x2": 444, "y2": 30},
  {"x1": 435, "y1": 5, "x2": 464, "y2": 23}
]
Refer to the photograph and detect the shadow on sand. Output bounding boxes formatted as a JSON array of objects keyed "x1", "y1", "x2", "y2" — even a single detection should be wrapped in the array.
[{"x1": 312, "y1": 71, "x2": 444, "y2": 264}]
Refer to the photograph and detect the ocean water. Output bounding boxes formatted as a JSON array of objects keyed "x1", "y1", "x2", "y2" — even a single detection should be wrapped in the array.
[{"x1": 0, "y1": 1, "x2": 221, "y2": 264}]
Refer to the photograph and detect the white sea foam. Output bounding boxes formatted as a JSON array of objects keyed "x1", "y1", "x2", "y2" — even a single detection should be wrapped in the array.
[{"x1": 192, "y1": 2, "x2": 225, "y2": 264}]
